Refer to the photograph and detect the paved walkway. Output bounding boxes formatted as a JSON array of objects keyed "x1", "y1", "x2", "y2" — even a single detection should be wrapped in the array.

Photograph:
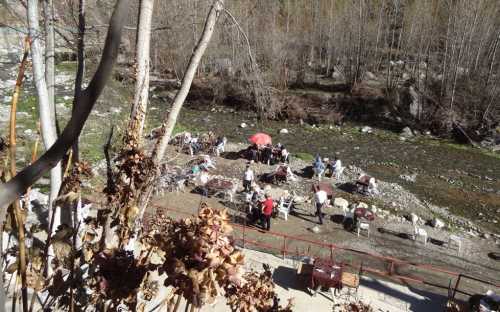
[{"x1": 150, "y1": 248, "x2": 447, "y2": 312}]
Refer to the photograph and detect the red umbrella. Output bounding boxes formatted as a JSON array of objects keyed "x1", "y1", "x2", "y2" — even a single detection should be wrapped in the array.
[{"x1": 248, "y1": 133, "x2": 272, "y2": 146}]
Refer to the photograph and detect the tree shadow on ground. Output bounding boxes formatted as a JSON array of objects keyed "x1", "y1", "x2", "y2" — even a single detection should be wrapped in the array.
[
  {"x1": 337, "y1": 182, "x2": 357, "y2": 194},
  {"x1": 295, "y1": 166, "x2": 314, "y2": 179},
  {"x1": 361, "y1": 276, "x2": 447, "y2": 312},
  {"x1": 272, "y1": 265, "x2": 307, "y2": 292},
  {"x1": 377, "y1": 227, "x2": 446, "y2": 246},
  {"x1": 220, "y1": 150, "x2": 245, "y2": 161}
]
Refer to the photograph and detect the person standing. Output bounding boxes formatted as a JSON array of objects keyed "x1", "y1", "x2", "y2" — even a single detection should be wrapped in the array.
[
  {"x1": 313, "y1": 154, "x2": 325, "y2": 181},
  {"x1": 333, "y1": 156, "x2": 343, "y2": 180},
  {"x1": 199, "y1": 169, "x2": 209, "y2": 197},
  {"x1": 243, "y1": 165, "x2": 254, "y2": 192},
  {"x1": 261, "y1": 194, "x2": 274, "y2": 231},
  {"x1": 314, "y1": 185, "x2": 328, "y2": 225},
  {"x1": 281, "y1": 146, "x2": 290, "y2": 163}
]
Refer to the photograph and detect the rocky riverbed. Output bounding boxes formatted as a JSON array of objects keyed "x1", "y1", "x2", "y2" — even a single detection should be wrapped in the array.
[{"x1": 1, "y1": 38, "x2": 499, "y2": 237}]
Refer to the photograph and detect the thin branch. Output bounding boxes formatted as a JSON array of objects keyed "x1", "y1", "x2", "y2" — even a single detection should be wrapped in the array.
[{"x1": 0, "y1": 0, "x2": 131, "y2": 221}]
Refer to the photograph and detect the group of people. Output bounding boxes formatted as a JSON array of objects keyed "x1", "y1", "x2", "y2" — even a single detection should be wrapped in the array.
[
  {"x1": 243, "y1": 167, "x2": 274, "y2": 230},
  {"x1": 242, "y1": 164, "x2": 296, "y2": 231},
  {"x1": 179, "y1": 132, "x2": 227, "y2": 157},
  {"x1": 246, "y1": 143, "x2": 290, "y2": 165},
  {"x1": 190, "y1": 155, "x2": 217, "y2": 197},
  {"x1": 312, "y1": 154, "x2": 344, "y2": 181}
]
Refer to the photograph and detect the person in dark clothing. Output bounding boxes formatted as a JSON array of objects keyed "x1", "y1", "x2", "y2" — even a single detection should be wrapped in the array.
[
  {"x1": 249, "y1": 146, "x2": 258, "y2": 162},
  {"x1": 263, "y1": 144, "x2": 273, "y2": 165},
  {"x1": 261, "y1": 194, "x2": 274, "y2": 231}
]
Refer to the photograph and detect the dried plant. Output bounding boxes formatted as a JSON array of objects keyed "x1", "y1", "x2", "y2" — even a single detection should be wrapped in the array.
[
  {"x1": 142, "y1": 204, "x2": 246, "y2": 308},
  {"x1": 340, "y1": 301, "x2": 374, "y2": 312},
  {"x1": 224, "y1": 265, "x2": 294, "y2": 312}
]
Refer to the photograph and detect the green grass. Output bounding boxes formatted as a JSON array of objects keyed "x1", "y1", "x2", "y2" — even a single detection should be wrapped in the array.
[
  {"x1": 294, "y1": 152, "x2": 314, "y2": 162},
  {"x1": 55, "y1": 61, "x2": 77, "y2": 73}
]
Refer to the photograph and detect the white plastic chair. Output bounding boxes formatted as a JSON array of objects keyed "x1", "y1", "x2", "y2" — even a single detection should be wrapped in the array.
[
  {"x1": 278, "y1": 198, "x2": 293, "y2": 221},
  {"x1": 335, "y1": 166, "x2": 344, "y2": 180},
  {"x1": 449, "y1": 235, "x2": 462, "y2": 254},
  {"x1": 357, "y1": 222, "x2": 370, "y2": 237},
  {"x1": 413, "y1": 226, "x2": 428, "y2": 245}
]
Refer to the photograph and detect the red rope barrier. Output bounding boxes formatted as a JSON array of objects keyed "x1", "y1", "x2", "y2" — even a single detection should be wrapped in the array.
[{"x1": 90, "y1": 200, "x2": 500, "y2": 288}]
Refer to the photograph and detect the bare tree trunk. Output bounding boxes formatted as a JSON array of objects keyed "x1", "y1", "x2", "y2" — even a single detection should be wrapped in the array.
[
  {"x1": 27, "y1": 0, "x2": 63, "y2": 234},
  {"x1": 0, "y1": 0, "x2": 131, "y2": 220},
  {"x1": 72, "y1": 0, "x2": 86, "y2": 162},
  {"x1": 127, "y1": 0, "x2": 155, "y2": 142},
  {"x1": 138, "y1": 0, "x2": 224, "y2": 215},
  {"x1": 43, "y1": 0, "x2": 55, "y2": 122}
]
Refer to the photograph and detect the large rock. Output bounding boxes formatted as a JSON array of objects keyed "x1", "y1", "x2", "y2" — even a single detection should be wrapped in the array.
[
  {"x1": 240, "y1": 122, "x2": 247, "y2": 128},
  {"x1": 310, "y1": 225, "x2": 321, "y2": 233},
  {"x1": 357, "y1": 202, "x2": 368, "y2": 209},
  {"x1": 409, "y1": 213, "x2": 419, "y2": 225},
  {"x1": 333, "y1": 197, "x2": 349, "y2": 210},
  {"x1": 29, "y1": 188, "x2": 49, "y2": 205},
  {"x1": 279, "y1": 128, "x2": 289, "y2": 134},
  {"x1": 409, "y1": 86, "x2": 422, "y2": 118},
  {"x1": 431, "y1": 218, "x2": 445, "y2": 229},
  {"x1": 360, "y1": 126, "x2": 373, "y2": 134},
  {"x1": 364, "y1": 71, "x2": 377, "y2": 80},
  {"x1": 401, "y1": 126, "x2": 414, "y2": 138}
]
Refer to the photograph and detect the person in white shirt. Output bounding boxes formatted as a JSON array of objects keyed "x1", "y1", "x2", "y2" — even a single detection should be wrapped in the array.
[
  {"x1": 368, "y1": 177, "x2": 379, "y2": 195},
  {"x1": 281, "y1": 146, "x2": 290, "y2": 163},
  {"x1": 198, "y1": 169, "x2": 209, "y2": 197},
  {"x1": 313, "y1": 185, "x2": 328, "y2": 225},
  {"x1": 215, "y1": 136, "x2": 227, "y2": 156},
  {"x1": 201, "y1": 155, "x2": 216, "y2": 170},
  {"x1": 333, "y1": 156, "x2": 343, "y2": 180},
  {"x1": 243, "y1": 165, "x2": 254, "y2": 192}
]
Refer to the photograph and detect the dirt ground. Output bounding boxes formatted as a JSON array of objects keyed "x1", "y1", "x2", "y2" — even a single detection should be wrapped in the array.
[{"x1": 146, "y1": 143, "x2": 500, "y2": 301}]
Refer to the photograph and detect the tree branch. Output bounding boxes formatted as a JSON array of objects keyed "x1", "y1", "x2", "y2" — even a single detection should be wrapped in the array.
[{"x1": 0, "y1": 0, "x2": 131, "y2": 222}]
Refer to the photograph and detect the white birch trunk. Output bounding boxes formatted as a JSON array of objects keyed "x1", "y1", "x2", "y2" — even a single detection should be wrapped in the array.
[
  {"x1": 43, "y1": 0, "x2": 55, "y2": 117},
  {"x1": 136, "y1": 0, "x2": 224, "y2": 219},
  {"x1": 128, "y1": 0, "x2": 155, "y2": 141},
  {"x1": 152, "y1": 0, "x2": 223, "y2": 164},
  {"x1": 27, "y1": 0, "x2": 62, "y2": 235}
]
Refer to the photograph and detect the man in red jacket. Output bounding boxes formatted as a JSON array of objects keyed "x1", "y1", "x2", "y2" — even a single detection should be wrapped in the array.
[{"x1": 261, "y1": 194, "x2": 274, "y2": 231}]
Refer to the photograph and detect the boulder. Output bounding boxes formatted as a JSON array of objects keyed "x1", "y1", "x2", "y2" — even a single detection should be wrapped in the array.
[
  {"x1": 399, "y1": 174, "x2": 417, "y2": 183},
  {"x1": 409, "y1": 213, "x2": 419, "y2": 225},
  {"x1": 30, "y1": 188, "x2": 49, "y2": 205},
  {"x1": 331, "y1": 71, "x2": 343, "y2": 80},
  {"x1": 333, "y1": 197, "x2": 349, "y2": 210},
  {"x1": 310, "y1": 225, "x2": 321, "y2": 233},
  {"x1": 401, "y1": 126, "x2": 414, "y2": 138},
  {"x1": 431, "y1": 218, "x2": 445, "y2": 229},
  {"x1": 365, "y1": 71, "x2": 376, "y2": 80},
  {"x1": 360, "y1": 126, "x2": 373, "y2": 134},
  {"x1": 357, "y1": 202, "x2": 368, "y2": 209},
  {"x1": 240, "y1": 122, "x2": 247, "y2": 128},
  {"x1": 279, "y1": 128, "x2": 289, "y2": 134}
]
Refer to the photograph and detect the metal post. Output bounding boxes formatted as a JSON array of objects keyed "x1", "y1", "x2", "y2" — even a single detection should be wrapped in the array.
[
  {"x1": 242, "y1": 213, "x2": 246, "y2": 249},
  {"x1": 282, "y1": 236, "x2": 286, "y2": 260},
  {"x1": 452, "y1": 274, "x2": 462, "y2": 300},
  {"x1": 389, "y1": 261, "x2": 395, "y2": 275}
]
